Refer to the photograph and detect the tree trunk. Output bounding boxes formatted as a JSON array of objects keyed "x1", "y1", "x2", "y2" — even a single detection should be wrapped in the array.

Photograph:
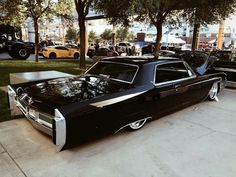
[
  {"x1": 79, "y1": 16, "x2": 86, "y2": 69},
  {"x1": 191, "y1": 23, "x2": 200, "y2": 51},
  {"x1": 154, "y1": 20, "x2": 163, "y2": 58},
  {"x1": 34, "y1": 19, "x2": 39, "y2": 62}
]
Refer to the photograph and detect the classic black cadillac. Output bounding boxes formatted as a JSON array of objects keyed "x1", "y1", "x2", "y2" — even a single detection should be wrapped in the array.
[{"x1": 8, "y1": 56, "x2": 226, "y2": 151}]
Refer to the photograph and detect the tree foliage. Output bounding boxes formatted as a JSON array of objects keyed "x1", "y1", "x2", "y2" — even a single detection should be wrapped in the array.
[
  {"x1": 95, "y1": 0, "x2": 194, "y2": 56},
  {"x1": 95, "y1": 0, "x2": 236, "y2": 55},
  {"x1": 181, "y1": 0, "x2": 236, "y2": 25},
  {"x1": 0, "y1": 0, "x2": 73, "y2": 61},
  {"x1": 88, "y1": 30, "x2": 97, "y2": 42},
  {"x1": 179, "y1": 0, "x2": 236, "y2": 50},
  {"x1": 100, "y1": 29, "x2": 112, "y2": 41},
  {"x1": 0, "y1": 0, "x2": 23, "y2": 27},
  {"x1": 20, "y1": 0, "x2": 55, "y2": 62},
  {"x1": 65, "y1": 27, "x2": 78, "y2": 42}
]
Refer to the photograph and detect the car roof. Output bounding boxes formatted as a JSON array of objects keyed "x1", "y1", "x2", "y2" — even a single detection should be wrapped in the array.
[{"x1": 99, "y1": 56, "x2": 181, "y2": 66}]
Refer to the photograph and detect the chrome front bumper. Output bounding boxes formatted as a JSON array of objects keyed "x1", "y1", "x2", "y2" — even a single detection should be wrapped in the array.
[{"x1": 8, "y1": 85, "x2": 66, "y2": 151}]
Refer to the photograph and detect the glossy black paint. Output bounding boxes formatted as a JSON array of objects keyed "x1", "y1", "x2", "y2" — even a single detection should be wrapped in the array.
[
  {"x1": 211, "y1": 50, "x2": 236, "y2": 86},
  {"x1": 212, "y1": 60, "x2": 236, "y2": 84},
  {"x1": 9, "y1": 56, "x2": 226, "y2": 150}
]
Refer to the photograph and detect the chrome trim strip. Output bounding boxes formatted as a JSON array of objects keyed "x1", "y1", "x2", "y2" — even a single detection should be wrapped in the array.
[
  {"x1": 154, "y1": 76, "x2": 197, "y2": 87},
  {"x1": 16, "y1": 98, "x2": 28, "y2": 115},
  {"x1": 226, "y1": 81, "x2": 236, "y2": 88},
  {"x1": 85, "y1": 61, "x2": 139, "y2": 84},
  {"x1": 7, "y1": 85, "x2": 16, "y2": 113},
  {"x1": 38, "y1": 119, "x2": 52, "y2": 128},
  {"x1": 153, "y1": 61, "x2": 197, "y2": 87},
  {"x1": 54, "y1": 109, "x2": 66, "y2": 151},
  {"x1": 28, "y1": 118, "x2": 53, "y2": 136},
  {"x1": 115, "y1": 116, "x2": 152, "y2": 133},
  {"x1": 90, "y1": 91, "x2": 146, "y2": 108},
  {"x1": 213, "y1": 67, "x2": 236, "y2": 73}
]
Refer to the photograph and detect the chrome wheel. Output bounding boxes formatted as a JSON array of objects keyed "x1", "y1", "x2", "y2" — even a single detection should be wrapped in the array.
[
  {"x1": 208, "y1": 82, "x2": 218, "y2": 101},
  {"x1": 18, "y1": 48, "x2": 27, "y2": 57},
  {"x1": 129, "y1": 119, "x2": 147, "y2": 130}
]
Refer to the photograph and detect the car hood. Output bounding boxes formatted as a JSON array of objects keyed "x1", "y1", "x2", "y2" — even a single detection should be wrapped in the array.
[
  {"x1": 181, "y1": 52, "x2": 217, "y2": 75},
  {"x1": 21, "y1": 74, "x2": 131, "y2": 113}
]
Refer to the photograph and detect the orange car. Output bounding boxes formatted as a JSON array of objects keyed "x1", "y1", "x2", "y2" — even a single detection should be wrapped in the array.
[{"x1": 39, "y1": 45, "x2": 80, "y2": 59}]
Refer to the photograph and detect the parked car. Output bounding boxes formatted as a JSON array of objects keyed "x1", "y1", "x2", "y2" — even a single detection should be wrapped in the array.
[
  {"x1": 65, "y1": 43, "x2": 80, "y2": 50},
  {"x1": 0, "y1": 24, "x2": 31, "y2": 59},
  {"x1": 87, "y1": 47, "x2": 118, "y2": 58},
  {"x1": 8, "y1": 56, "x2": 226, "y2": 151},
  {"x1": 211, "y1": 50, "x2": 236, "y2": 87},
  {"x1": 39, "y1": 45, "x2": 80, "y2": 59},
  {"x1": 181, "y1": 44, "x2": 192, "y2": 51},
  {"x1": 24, "y1": 42, "x2": 35, "y2": 54},
  {"x1": 142, "y1": 50, "x2": 175, "y2": 57},
  {"x1": 116, "y1": 42, "x2": 133, "y2": 55}
]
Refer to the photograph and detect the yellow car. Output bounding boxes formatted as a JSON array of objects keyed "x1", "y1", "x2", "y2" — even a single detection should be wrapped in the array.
[{"x1": 39, "y1": 45, "x2": 80, "y2": 59}]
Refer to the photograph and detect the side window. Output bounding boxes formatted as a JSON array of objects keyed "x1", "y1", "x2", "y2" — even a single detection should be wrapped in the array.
[
  {"x1": 155, "y1": 62, "x2": 191, "y2": 84},
  {"x1": 119, "y1": 43, "x2": 126, "y2": 46},
  {"x1": 55, "y1": 46, "x2": 67, "y2": 50}
]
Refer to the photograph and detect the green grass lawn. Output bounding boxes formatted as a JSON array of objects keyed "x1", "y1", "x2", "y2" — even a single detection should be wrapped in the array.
[{"x1": 0, "y1": 59, "x2": 94, "y2": 122}]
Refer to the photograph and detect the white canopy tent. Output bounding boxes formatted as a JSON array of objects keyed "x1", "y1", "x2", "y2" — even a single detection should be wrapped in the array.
[{"x1": 160, "y1": 35, "x2": 186, "y2": 44}]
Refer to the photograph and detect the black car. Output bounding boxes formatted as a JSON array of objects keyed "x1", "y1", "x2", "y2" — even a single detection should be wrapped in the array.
[
  {"x1": 24, "y1": 42, "x2": 35, "y2": 54},
  {"x1": 8, "y1": 56, "x2": 226, "y2": 151},
  {"x1": 0, "y1": 25, "x2": 31, "y2": 59},
  {"x1": 87, "y1": 47, "x2": 118, "y2": 59},
  {"x1": 211, "y1": 50, "x2": 236, "y2": 87}
]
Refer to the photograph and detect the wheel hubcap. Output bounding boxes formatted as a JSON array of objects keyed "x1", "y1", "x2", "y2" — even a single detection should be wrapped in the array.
[
  {"x1": 209, "y1": 83, "x2": 218, "y2": 99},
  {"x1": 129, "y1": 119, "x2": 147, "y2": 130},
  {"x1": 19, "y1": 49, "x2": 27, "y2": 57}
]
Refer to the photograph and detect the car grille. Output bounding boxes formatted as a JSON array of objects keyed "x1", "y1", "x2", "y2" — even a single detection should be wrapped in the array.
[
  {"x1": 16, "y1": 96, "x2": 53, "y2": 135},
  {"x1": 39, "y1": 113, "x2": 53, "y2": 128},
  {"x1": 17, "y1": 98, "x2": 28, "y2": 115}
]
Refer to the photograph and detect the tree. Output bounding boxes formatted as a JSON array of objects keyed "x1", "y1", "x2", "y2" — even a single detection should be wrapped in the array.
[
  {"x1": 1, "y1": 0, "x2": 73, "y2": 62},
  {"x1": 54, "y1": 0, "x2": 74, "y2": 44},
  {"x1": 0, "y1": 0, "x2": 23, "y2": 27},
  {"x1": 65, "y1": 27, "x2": 78, "y2": 42},
  {"x1": 116, "y1": 27, "x2": 129, "y2": 42},
  {"x1": 100, "y1": 29, "x2": 112, "y2": 41},
  {"x1": 20, "y1": 0, "x2": 55, "y2": 62},
  {"x1": 88, "y1": 30, "x2": 97, "y2": 42},
  {"x1": 127, "y1": 31, "x2": 136, "y2": 42},
  {"x1": 74, "y1": 0, "x2": 93, "y2": 69},
  {"x1": 94, "y1": 0, "x2": 194, "y2": 57},
  {"x1": 180, "y1": 0, "x2": 236, "y2": 51}
]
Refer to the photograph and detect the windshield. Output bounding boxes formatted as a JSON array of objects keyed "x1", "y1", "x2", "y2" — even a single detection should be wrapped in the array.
[{"x1": 86, "y1": 61, "x2": 139, "y2": 83}]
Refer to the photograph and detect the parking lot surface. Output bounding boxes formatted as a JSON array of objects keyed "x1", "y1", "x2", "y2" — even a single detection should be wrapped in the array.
[{"x1": 0, "y1": 89, "x2": 236, "y2": 177}]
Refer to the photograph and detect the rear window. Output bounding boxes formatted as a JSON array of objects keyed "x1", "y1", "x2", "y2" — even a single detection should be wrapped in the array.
[{"x1": 86, "y1": 61, "x2": 139, "y2": 83}]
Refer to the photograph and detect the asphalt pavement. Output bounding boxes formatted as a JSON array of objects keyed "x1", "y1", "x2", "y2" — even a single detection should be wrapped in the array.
[
  {"x1": 0, "y1": 89, "x2": 236, "y2": 177},
  {"x1": 0, "y1": 52, "x2": 43, "y2": 61}
]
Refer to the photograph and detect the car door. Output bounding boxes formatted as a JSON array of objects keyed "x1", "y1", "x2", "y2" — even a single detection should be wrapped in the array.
[
  {"x1": 55, "y1": 46, "x2": 69, "y2": 58},
  {"x1": 149, "y1": 61, "x2": 198, "y2": 117}
]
